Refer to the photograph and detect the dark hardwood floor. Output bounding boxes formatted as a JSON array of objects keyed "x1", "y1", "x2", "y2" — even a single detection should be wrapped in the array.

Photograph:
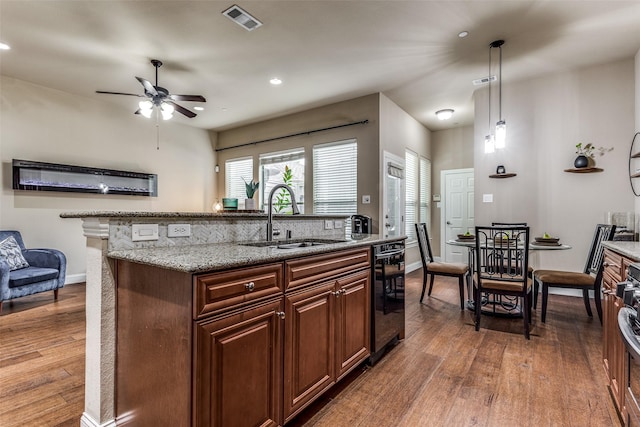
[{"x1": 0, "y1": 272, "x2": 622, "y2": 426}]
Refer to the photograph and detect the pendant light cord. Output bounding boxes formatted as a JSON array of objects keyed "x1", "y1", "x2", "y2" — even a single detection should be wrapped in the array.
[
  {"x1": 488, "y1": 45, "x2": 492, "y2": 134},
  {"x1": 498, "y1": 44, "x2": 502, "y2": 121}
]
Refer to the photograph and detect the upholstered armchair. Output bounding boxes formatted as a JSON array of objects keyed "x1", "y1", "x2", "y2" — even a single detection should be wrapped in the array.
[{"x1": 0, "y1": 230, "x2": 66, "y2": 313}]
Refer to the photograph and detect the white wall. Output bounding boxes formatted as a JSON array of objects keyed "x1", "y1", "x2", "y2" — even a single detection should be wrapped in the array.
[
  {"x1": 474, "y1": 59, "x2": 636, "y2": 272},
  {"x1": 0, "y1": 76, "x2": 216, "y2": 280}
]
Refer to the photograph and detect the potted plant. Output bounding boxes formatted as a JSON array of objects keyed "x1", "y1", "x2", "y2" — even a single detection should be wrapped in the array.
[
  {"x1": 574, "y1": 142, "x2": 613, "y2": 168},
  {"x1": 243, "y1": 178, "x2": 259, "y2": 210}
]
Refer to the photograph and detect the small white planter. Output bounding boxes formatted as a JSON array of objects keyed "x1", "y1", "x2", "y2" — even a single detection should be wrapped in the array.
[{"x1": 245, "y1": 198, "x2": 256, "y2": 210}]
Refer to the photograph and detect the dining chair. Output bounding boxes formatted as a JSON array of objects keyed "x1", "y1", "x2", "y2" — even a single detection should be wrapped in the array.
[
  {"x1": 474, "y1": 225, "x2": 532, "y2": 339},
  {"x1": 491, "y1": 222, "x2": 533, "y2": 278},
  {"x1": 533, "y1": 223, "x2": 616, "y2": 323},
  {"x1": 415, "y1": 223, "x2": 469, "y2": 309}
]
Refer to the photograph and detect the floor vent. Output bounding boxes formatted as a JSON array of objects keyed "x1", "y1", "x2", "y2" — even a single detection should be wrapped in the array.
[{"x1": 222, "y1": 4, "x2": 263, "y2": 31}]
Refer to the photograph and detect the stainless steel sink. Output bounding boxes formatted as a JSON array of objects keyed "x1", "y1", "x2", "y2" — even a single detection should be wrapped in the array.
[{"x1": 239, "y1": 238, "x2": 346, "y2": 248}]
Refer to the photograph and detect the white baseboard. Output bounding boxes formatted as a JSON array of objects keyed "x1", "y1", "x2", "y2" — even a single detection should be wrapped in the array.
[
  {"x1": 405, "y1": 260, "x2": 422, "y2": 274},
  {"x1": 65, "y1": 273, "x2": 86, "y2": 285},
  {"x1": 81, "y1": 413, "x2": 116, "y2": 427}
]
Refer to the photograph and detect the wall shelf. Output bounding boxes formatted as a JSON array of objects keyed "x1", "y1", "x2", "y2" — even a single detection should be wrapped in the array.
[
  {"x1": 564, "y1": 167, "x2": 603, "y2": 173},
  {"x1": 489, "y1": 173, "x2": 517, "y2": 178},
  {"x1": 630, "y1": 132, "x2": 640, "y2": 196}
]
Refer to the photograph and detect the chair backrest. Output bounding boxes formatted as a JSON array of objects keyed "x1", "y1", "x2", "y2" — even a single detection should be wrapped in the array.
[
  {"x1": 491, "y1": 222, "x2": 527, "y2": 226},
  {"x1": 475, "y1": 225, "x2": 530, "y2": 286},
  {"x1": 584, "y1": 224, "x2": 617, "y2": 275},
  {"x1": 0, "y1": 230, "x2": 25, "y2": 250},
  {"x1": 415, "y1": 223, "x2": 434, "y2": 267}
]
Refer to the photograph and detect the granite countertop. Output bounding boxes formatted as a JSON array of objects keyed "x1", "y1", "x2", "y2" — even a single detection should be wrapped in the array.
[
  {"x1": 60, "y1": 210, "x2": 349, "y2": 220},
  {"x1": 602, "y1": 241, "x2": 640, "y2": 261},
  {"x1": 108, "y1": 234, "x2": 404, "y2": 273}
]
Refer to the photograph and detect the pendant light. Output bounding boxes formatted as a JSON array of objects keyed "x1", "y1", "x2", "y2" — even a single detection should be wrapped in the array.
[
  {"x1": 491, "y1": 40, "x2": 506, "y2": 149},
  {"x1": 484, "y1": 40, "x2": 495, "y2": 154}
]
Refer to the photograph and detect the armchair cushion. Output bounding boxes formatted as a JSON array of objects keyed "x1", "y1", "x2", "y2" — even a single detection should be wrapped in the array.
[
  {"x1": 0, "y1": 236, "x2": 29, "y2": 271},
  {"x1": 9, "y1": 267, "x2": 59, "y2": 288}
]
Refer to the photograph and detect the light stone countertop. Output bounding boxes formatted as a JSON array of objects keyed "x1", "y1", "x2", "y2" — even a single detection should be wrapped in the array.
[
  {"x1": 60, "y1": 210, "x2": 349, "y2": 219},
  {"x1": 108, "y1": 234, "x2": 403, "y2": 274},
  {"x1": 602, "y1": 241, "x2": 640, "y2": 262}
]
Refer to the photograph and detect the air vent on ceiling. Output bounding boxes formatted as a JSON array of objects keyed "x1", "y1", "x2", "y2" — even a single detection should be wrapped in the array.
[
  {"x1": 472, "y1": 75, "x2": 496, "y2": 86},
  {"x1": 223, "y1": 4, "x2": 263, "y2": 31}
]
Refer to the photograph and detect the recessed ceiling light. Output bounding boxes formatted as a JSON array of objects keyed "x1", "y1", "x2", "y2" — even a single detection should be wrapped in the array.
[
  {"x1": 435, "y1": 109, "x2": 454, "y2": 120},
  {"x1": 270, "y1": 77, "x2": 282, "y2": 85},
  {"x1": 194, "y1": 106, "x2": 204, "y2": 111},
  {"x1": 0, "y1": 42, "x2": 11, "y2": 50},
  {"x1": 458, "y1": 31, "x2": 469, "y2": 38}
]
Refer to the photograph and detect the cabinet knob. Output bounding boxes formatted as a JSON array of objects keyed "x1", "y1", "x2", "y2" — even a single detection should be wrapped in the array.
[
  {"x1": 603, "y1": 262, "x2": 620, "y2": 269},
  {"x1": 245, "y1": 282, "x2": 255, "y2": 292},
  {"x1": 276, "y1": 311, "x2": 285, "y2": 319},
  {"x1": 340, "y1": 289, "x2": 347, "y2": 296},
  {"x1": 331, "y1": 290, "x2": 341, "y2": 298}
]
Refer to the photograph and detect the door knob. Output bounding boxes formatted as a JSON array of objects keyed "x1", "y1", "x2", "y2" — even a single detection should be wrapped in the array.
[{"x1": 446, "y1": 221, "x2": 452, "y2": 225}]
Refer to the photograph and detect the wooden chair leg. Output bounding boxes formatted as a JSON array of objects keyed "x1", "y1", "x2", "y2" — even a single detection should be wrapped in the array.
[
  {"x1": 582, "y1": 288, "x2": 593, "y2": 317},
  {"x1": 523, "y1": 293, "x2": 531, "y2": 339},
  {"x1": 458, "y1": 275, "x2": 464, "y2": 310},
  {"x1": 428, "y1": 274, "x2": 436, "y2": 296},
  {"x1": 533, "y1": 277, "x2": 539, "y2": 309},
  {"x1": 594, "y1": 285, "x2": 603, "y2": 325},
  {"x1": 420, "y1": 271, "x2": 428, "y2": 302},
  {"x1": 474, "y1": 285, "x2": 481, "y2": 331},
  {"x1": 54, "y1": 289, "x2": 59, "y2": 300},
  {"x1": 541, "y1": 283, "x2": 549, "y2": 323}
]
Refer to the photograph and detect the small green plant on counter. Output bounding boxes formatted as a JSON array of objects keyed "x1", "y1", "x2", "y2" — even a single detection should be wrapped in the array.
[
  {"x1": 243, "y1": 178, "x2": 259, "y2": 199},
  {"x1": 274, "y1": 166, "x2": 293, "y2": 214}
]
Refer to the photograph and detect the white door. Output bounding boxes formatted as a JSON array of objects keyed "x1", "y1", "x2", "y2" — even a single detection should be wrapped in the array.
[
  {"x1": 382, "y1": 152, "x2": 405, "y2": 239},
  {"x1": 441, "y1": 169, "x2": 474, "y2": 263}
]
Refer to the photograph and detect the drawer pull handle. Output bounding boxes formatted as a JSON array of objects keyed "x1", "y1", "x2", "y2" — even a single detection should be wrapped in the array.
[
  {"x1": 603, "y1": 263, "x2": 620, "y2": 268},
  {"x1": 340, "y1": 289, "x2": 347, "y2": 296},
  {"x1": 276, "y1": 311, "x2": 285, "y2": 319},
  {"x1": 245, "y1": 282, "x2": 255, "y2": 292}
]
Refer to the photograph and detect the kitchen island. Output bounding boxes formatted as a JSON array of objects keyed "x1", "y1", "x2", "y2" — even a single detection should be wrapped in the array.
[{"x1": 62, "y1": 211, "x2": 403, "y2": 427}]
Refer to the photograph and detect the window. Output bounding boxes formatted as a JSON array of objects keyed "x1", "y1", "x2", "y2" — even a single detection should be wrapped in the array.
[
  {"x1": 420, "y1": 156, "x2": 431, "y2": 228},
  {"x1": 259, "y1": 148, "x2": 305, "y2": 213},
  {"x1": 225, "y1": 157, "x2": 253, "y2": 208},
  {"x1": 405, "y1": 150, "x2": 418, "y2": 241},
  {"x1": 313, "y1": 139, "x2": 358, "y2": 234}
]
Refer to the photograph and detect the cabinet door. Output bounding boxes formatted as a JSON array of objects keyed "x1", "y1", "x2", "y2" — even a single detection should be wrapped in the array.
[
  {"x1": 335, "y1": 269, "x2": 371, "y2": 380},
  {"x1": 194, "y1": 298, "x2": 283, "y2": 427},
  {"x1": 613, "y1": 295, "x2": 627, "y2": 416},
  {"x1": 283, "y1": 282, "x2": 335, "y2": 422}
]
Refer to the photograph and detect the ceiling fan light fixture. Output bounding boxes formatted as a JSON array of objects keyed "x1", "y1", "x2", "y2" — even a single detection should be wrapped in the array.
[
  {"x1": 436, "y1": 109, "x2": 454, "y2": 120},
  {"x1": 160, "y1": 102, "x2": 174, "y2": 120},
  {"x1": 139, "y1": 100, "x2": 153, "y2": 118}
]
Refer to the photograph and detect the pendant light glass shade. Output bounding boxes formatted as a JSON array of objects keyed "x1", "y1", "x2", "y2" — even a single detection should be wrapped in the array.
[
  {"x1": 484, "y1": 134, "x2": 495, "y2": 154},
  {"x1": 495, "y1": 120, "x2": 506, "y2": 149}
]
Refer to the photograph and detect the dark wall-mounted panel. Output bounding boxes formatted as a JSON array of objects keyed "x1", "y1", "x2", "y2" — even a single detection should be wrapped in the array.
[{"x1": 12, "y1": 159, "x2": 158, "y2": 197}]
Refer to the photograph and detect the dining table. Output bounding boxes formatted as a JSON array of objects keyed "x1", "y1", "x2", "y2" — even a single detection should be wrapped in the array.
[{"x1": 446, "y1": 237, "x2": 572, "y2": 316}]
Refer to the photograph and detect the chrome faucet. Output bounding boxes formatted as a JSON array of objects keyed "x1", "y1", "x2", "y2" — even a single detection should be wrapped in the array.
[{"x1": 267, "y1": 183, "x2": 300, "y2": 241}]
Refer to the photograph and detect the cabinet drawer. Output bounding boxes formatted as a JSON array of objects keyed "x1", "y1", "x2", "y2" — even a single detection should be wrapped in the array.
[
  {"x1": 285, "y1": 248, "x2": 371, "y2": 290},
  {"x1": 604, "y1": 249, "x2": 624, "y2": 286},
  {"x1": 194, "y1": 263, "x2": 283, "y2": 319}
]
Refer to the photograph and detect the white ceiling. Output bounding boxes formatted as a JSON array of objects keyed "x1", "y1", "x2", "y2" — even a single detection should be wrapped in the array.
[{"x1": 1, "y1": 1, "x2": 639, "y2": 132}]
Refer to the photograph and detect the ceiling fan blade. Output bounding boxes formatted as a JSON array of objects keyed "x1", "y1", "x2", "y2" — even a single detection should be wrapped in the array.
[
  {"x1": 96, "y1": 90, "x2": 144, "y2": 97},
  {"x1": 169, "y1": 94, "x2": 206, "y2": 103},
  {"x1": 136, "y1": 76, "x2": 158, "y2": 96},
  {"x1": 166, "y1": 101, "x2": 196, "y2": 118}
]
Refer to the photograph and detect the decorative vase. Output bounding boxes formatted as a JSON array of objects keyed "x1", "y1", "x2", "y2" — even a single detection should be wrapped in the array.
[
  {"x1": 245, "y1": 198, "x2": 256, "y2": 210},
  {"x1": 574, "y1": 155, "x2": 589, "y2": 168}
]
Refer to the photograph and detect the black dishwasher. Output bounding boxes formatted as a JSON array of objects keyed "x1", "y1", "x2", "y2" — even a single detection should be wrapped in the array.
[{"x1": 369, "y1": 239, "x2": 405, "y2": 364}]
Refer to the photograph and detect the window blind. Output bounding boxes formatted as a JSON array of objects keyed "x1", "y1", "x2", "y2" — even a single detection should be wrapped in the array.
[
  {"x1": 420, "y1": 156, "x2": 431, "y2": 232},
  {"x1": 225, "y1": 157, "x2": 253, "y2": 202},
  {"x1": 313, "y1": 140, "x2": 358, "y2": 234},
  {"x1": 405, "y1": 150, "x2": 418, "y2": 241}
]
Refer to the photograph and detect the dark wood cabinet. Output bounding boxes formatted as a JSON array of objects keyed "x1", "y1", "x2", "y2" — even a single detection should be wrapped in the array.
[
  {"x1": 115, "y1": 246, "x2": 371, "y2": 426},
  {"x1": 603, "y1": 248, "x2": 631, "y2": 420},
  {"x1": 194, "y1": 298, "x2": 283, "y2": 427}
]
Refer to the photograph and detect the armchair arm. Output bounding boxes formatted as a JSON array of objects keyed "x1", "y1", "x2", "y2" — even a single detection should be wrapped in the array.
[{"x1": 0, "y1": 260, "x2": 10, "y2": 301}]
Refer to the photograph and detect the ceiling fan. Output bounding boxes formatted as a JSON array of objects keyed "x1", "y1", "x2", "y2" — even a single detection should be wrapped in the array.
[{"x1": 96, "y1": 59, "x2": 206, "y2": 119}]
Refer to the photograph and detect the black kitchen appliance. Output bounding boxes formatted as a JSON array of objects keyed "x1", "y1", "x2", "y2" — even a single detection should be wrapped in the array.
[
  {"x1": 617, "y1": 262, "x2": 640, "y2": 426},
  {"x1": 351, "y1": 214, "x2": 371, "y2": 234},
  {"x1": 369, "y1": 239, "x2": 405, "y2": 364}
]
